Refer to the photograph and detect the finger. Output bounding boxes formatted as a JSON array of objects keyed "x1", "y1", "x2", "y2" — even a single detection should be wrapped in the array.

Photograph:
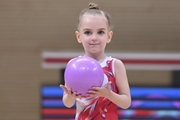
[
  {"x1": 88, "y1": 89, "x2": 97, "y2": 94},
  {"x1": 86, "y1": 93, "x2": 96, "y2": 98},
  {"x1": 105, "y1": 81, "x2": 111, "y2": 89},
  {"x1": 106, "y1": 81, "x2": 111, "y2": 86},
  {"x1": 76, "y1": 94, "x2": 82, "y2": 99},
  {"x1": 59, "y1": 84, "x2": 64, "y2": 88},
  {"x1": 75, "y1": 93, "x2": 83, "y2": 99},
  {"x1": 67, "y1": 88, "x2": 73, "y2": 94},
  {"x1": 59, "y1": 85, "x2": 68, "y2": 92},
  {"x1": 72, "y1": 91, "x2": 77, "y2": 96},
  {"x1": 92, "y1": 86, "x2": 101, "y2": 91}
]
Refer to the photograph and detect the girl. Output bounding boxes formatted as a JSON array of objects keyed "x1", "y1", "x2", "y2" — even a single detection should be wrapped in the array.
[{"x1": 60, "y1": 3, "x2": 131, "y2": 120}]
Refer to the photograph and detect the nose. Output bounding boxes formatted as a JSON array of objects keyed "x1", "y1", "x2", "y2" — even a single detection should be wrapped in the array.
[{"x1": 91, "y1": 34, "x2": 97, "y2": 42}]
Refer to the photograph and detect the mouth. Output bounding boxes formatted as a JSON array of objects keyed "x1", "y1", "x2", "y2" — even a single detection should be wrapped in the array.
[{"x1": 89, "y1": 43, "x2": 100, "y2": 45}]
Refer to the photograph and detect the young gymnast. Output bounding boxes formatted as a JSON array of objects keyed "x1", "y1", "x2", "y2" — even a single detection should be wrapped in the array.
[{"x1": 60, "y1": 3, "x2": 131, "y2": 120}]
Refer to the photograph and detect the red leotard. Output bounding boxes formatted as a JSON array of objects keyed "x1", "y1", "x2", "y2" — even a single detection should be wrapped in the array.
[{"x1": 75, "y1": 57, "x2": 119, "y2": 120}]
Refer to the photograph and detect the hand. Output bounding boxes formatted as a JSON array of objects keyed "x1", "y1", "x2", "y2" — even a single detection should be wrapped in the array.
[
  {"x1": 59, "y1": 84, "x2": 83, "y2": 99},
  {"x1": 86, "y1": 81, "x2": 112, "y2": 98}
]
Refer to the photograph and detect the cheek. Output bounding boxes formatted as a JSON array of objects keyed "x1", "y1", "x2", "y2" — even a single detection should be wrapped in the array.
[
  {"x1": 81, "y1": 36, "x2": 90, "y2": 43},
  {"x1": 100, "y1": 39, "x2": 108, "y2": 46},
  {"x1": 81, "y1": 39, "x2": 90, "y2": 47},
  {"x1": 80, "y1": 34, "x2": 86, "y2": 40}
]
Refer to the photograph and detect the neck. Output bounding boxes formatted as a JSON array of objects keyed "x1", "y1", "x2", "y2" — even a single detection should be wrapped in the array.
[{"x1": 84, "y1": 52, "x2": 107, "y2": 63}]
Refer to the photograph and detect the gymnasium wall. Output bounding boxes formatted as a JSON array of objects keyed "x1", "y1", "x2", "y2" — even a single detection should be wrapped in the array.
[{"x1": 0, "y1": 0, "x2": 180, "y2": 120}]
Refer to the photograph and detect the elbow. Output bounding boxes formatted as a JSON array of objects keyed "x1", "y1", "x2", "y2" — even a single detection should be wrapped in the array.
[
  {"x1": 121, "y1": 98, "x2": 131, "y2": 109},
  {"x1": 122, "y1": 102, "x2": 131, "y2": 109},
  {"x1": 64, "y1": 102, "x2": 74, "y2": 108},
  {"x1": 62, "y1": 99, "x2": 75, "y2": 108},
  {"x1": 65, "y1": 105, "x2": 74, "y2": 108},
  {"x1": 63, "y1": 100, "x2": 75, "y2": 108}
]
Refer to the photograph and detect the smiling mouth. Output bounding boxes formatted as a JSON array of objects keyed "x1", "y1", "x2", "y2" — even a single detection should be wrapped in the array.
[{"x1": 89, "y1": 43, "x2": 100, "y2": 45}]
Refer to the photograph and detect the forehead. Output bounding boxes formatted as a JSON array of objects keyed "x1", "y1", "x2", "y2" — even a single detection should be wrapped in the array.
[{"x1": 80, "y1": 14, "x2": 108, "y2": 29}]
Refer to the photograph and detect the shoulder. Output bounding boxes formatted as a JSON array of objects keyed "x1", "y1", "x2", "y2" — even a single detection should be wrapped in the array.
[
  {"x1": 113, "y1": 58, "x2": 126, "y2": 72},
  {"x1": 110, "y1": 57, "x2": 125, "y2": 67}
]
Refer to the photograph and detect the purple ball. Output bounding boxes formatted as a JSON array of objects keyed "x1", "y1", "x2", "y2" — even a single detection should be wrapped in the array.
[{"x1": 64, "y1": 56, "x2": 104, "y2": 96}]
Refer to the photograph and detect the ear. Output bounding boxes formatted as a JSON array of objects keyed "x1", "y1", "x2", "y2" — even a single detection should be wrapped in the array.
[
  {"x1": 75, "y1": 31, "x2": 81, "y2": 43},
  {"x1": 107, "y1": 31, "x2": 113, "y2": 43}
]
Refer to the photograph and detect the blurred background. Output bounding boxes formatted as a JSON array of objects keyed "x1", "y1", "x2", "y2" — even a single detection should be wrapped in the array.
[{"x1": 0, "y1": 0, "x2": 180, "y2": 120}]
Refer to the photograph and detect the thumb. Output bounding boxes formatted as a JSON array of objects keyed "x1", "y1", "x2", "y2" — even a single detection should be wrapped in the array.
[
  {"x1": 106, "y1": 81, "x2": 111, "y2": 89},
  {"x1": 59, "y1": 84, "x2": 68, "y2": 92}
]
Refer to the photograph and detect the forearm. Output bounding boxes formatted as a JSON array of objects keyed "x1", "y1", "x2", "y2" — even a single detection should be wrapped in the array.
[
  {"x1": 107, "y1": 91, "x2": 131, "y2": 109},
  {"x1": 62, "y1": 93, "x2": 76, "y2": 108}
]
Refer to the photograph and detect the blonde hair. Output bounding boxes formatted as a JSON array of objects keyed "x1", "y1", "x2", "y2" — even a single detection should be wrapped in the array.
[{"x1": 77, "y1": 3, "x2": 113, "y2": 30}]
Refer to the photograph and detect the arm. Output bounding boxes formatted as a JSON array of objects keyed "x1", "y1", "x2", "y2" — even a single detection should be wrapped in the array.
[
  {"x1": 87, "y1": 59, "x2": 131, "y2": 109},
  {"x1": 107, "y1": 59, "x2": 131, "y2": 109},
  {"x1": 59, "y1": 84, "x2": 77, "y2": 108}
]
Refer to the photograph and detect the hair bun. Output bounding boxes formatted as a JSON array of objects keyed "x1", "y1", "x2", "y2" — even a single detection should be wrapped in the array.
[{"x1": 89, "y1": 3, "x2": 99, "y2": 10}]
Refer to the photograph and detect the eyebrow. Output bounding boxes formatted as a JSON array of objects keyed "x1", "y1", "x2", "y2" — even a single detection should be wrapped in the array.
[
  {"x1": 82, "y1": 28, "x2": 90, "y2": 31},
  {"x1": 98, "y1": 28, "x2": 106, "y2": 31},
  {"x1": 82, "y1": 28, "x2": 106, "y2": 31}
]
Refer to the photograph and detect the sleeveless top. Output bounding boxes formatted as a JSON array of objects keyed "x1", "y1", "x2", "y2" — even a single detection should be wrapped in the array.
[{"x1": 75, "y1": 56, "x2": 119, "y2": 120}]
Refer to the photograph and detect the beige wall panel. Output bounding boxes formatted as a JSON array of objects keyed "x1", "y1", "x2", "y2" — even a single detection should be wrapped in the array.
[
  {"x1": 127, "y1": 70, "x2": 172, "y2": 86},
  {"x1": 0, "y1": 0, "x2": 179, "y2": 119}
]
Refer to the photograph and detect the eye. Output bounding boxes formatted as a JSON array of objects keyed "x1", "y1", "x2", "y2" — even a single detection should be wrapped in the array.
[
  {"x1": 84, "y1": 31, "x2": 91, "y2": 35},
  {"x1": 98, "y1": 31, "x2": 105, "y2": 35}
]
